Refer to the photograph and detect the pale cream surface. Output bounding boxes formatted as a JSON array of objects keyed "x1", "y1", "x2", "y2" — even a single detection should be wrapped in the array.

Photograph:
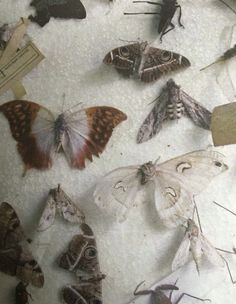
[{"x1": 0, "y1": 1, "x2": 236, "y2": 304}]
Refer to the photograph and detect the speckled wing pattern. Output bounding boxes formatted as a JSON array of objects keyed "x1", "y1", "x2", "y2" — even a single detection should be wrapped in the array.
[
  {"x1": 0, "y1": 202, "x2": 44, "y2": 288},
  {"x1": 29, "y1": 0, "x2": 86, "y2": 27},
  {"x1": 37, "y1": 185, "x2": 85, "y2": 232},
  {"x1": 0, "y1": 100, "x2": 127, "y2": 173},
  {"x1": 58, "y1": 223, "x2": 104, "y2": 304},
  {"x1": 103, "y1": 42, "x2": 191, "y2": 82}
]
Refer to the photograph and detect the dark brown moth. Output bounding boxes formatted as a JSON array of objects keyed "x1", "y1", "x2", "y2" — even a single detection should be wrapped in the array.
[
  {"x1": 124, "y1": 0, "x2": 184, "y2": 41},
  {"x1": 15, "y1": 282, "x2": 32, "y2": 304},
  {"x1": 103, "y1": 42, "x2": 190, "y2": 83},
  {"x1": 29, "y1": 0, "x2": 86, "y2": 27},
  {"x1": 218, "y1": 0, "x2": 236, "y2": 14},
  {"x1": 0, "y1": 202, "x2": 44, "y2": 288},
  {"x1": 137, "y1": 79, "x2": 211, "y2": 143},
  {"x1": 134, "y1": 281, "x2": 211, "y2": 304},
  {"x1": 58, "y1": 223, "x2": 105, "y2": 304},
  {"x1": 200, "y1": 45, "x2": 236, "y2": 71}
]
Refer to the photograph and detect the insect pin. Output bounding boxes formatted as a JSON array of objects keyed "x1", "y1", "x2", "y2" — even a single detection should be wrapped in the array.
[
  {"x1": 133, "y1": 280, "x2": 211, "y2": 304},
  {"x1": 15, "y1": 282, "x2": 32, "y2": 304},
  {"x1": 200, "y1": 45, "x2": 236, "y2": 71},
  {"x1": 124, "y1": 0, "x2": 184, "y2": 41}
]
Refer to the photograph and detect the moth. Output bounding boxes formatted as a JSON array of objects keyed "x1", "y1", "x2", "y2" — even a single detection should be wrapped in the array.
[
  {"x1": 29, "y1": 0, "x2": 86, "y2": 27},
  {"x1": 172, "y1": 219, "x2": 225, "y2": 273},
  {"x1": 124, "y1": 0, "x2": 184, "y2": 41},
  {"x1": 58, "y1": 223, "x2": 105, "y2": 304},
  {"x1": 103, "y1": 42, "x2": 190, "y2": 83},
  {"x1": 0, "y1": 100, "x2": 127, "y2": 175},
  {"x1": 134, "y1": 280, "x2": 210, "y2": 304},
  {"x1": 94, "y1": 150, "x2": 228, "y2": 227},
  {"x1": 15, "y1": 282, "x2": 32, "y2": 304},
  {"x1": 218, "y1": 0, "x2": 236, "y2": 15},
  {"x1": 200, "y1": 45, "x2": 236, "y2": 71},
  {"x1": 0, "y1": 23, "x2": 10, "y2": 50},
  {"x1": 0, "y1": 202, "x2": 44, "y2": 287},
  {"x1": 137, "y1": 79, "x2": 211, "y2": 143},
  {"x1": 38, "y1": 184, "x2": 85, "y2": 232}
]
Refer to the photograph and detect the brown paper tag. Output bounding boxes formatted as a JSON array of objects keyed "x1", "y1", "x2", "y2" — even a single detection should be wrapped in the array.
[
  {"x1": 0, "y1": 41, "x2": 44, "y2": 97},
  {"x1": 211, "y1": 102, "x2": 236, "y2": 146}
]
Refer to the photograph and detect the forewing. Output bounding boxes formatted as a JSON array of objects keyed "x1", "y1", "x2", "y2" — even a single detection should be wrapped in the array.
[
  {"x1": 200, "y1": 234, "x2": 225, "y2": 267},
  {"x1": 0, "y1": 100, "x2": 55, "y2": 172},
  {"x1": 94, "y1": 166, "x2": 142, "y2": 222},
  {"x1": 172, "y1": 234, "x2": 191, "y2": 271},
  {"x1": 62, "y1": 283, "x2": 102, "y2": 304},
  {"x1": 137, "y1": 90, "x2": 168, "y2": 143},
  {"x1": 37, "y1": 194, "x2": 56, "y2": 232},
  {"x1": 140, "y1": 47, "x2": 190, "y2": 83},
  {"x1": 180, "y1": 90, "x2": 211, "y2": 130},
  {"x1": 62, "y1": 106, "x2": 127, "y2": 169}
]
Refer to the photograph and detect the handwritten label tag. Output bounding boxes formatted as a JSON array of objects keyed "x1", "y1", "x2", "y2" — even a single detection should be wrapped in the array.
[
  {"x1": 211, "y1": 102, "x2": 236, "y2": 146},
  {"x1": 0, "y1": 41, "x2": 44, "y2": 96}
]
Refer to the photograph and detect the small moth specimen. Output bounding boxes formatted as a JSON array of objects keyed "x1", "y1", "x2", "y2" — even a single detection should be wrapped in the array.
[
  {"x1": 172, "y1": 219, "x2": 225, "y2": 273},
  {"x1": 124, "y1": 0, "x2": 184, "y2": 41},
  {"x1": 38, "y1": 184, "x2": 85, "y2": 232},
  {"x1": 103, "y1": 42, "x2": 190, "y2": 83},
  {"x1": 0, "y1": 23, "x2": 10, "y2": 50},
  {"x1": 0, "y1": 202, "x2": 44, "y2": 287},
  {"x1": 29, "y1": 0, "x2": 87, "y2": 27},
  {"x1": 0, "y1": 100, "x2": 127, "y2": 175},
  {"x1": 15, "y1": 282, "x2": 32, "y2": 304},
  {"x1": 134, "y1": 281, "x2": 210, "y2": 304},
  {"x1": 94, "y1": 150, "x2": 227, "y2": 226},
  {"x1": 137, "y1": 79, "x2": 211, "y2": 143},
  {"x1": 218, "y1": 0, "x2": 236, "y2": 15},
  {"x1": 200, "y1": 45, "x2": 236, "y2": 71},
  {"x1": 58, "y1": 223, "x2": 105, "y2": 304}
]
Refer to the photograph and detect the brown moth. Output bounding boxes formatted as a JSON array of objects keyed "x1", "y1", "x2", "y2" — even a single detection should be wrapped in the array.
[
  {"x1": 37, "y1": 184, "x2": 85, "y2": 232},
  {"x1": 15, "y1": 282, "x2": 32, "y2": 304},
  {"x1": 0, "y1": 202, "x2": 44, "y2": 288},
  {"x1": 103, "y1": 42, "x2": 190, "y2": 82},
  {"x1": 58, "y1": 223, "x2": 105, "y2": 304}
]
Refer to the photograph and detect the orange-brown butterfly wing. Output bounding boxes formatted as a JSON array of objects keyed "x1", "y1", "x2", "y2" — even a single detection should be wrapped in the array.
[{"x1": 0, "y1": 100, "x2": 55, "y2": 173}]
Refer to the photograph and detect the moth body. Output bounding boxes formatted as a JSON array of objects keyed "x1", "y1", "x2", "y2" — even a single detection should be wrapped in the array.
[
  {"x1": 15, "y1": 282, "x2": 32, "y2": 304},
  {"x1": 138, "y1": 161, "x2": 156, "y2": 185},
  {"x1": 54, "y1": 113, "x2": 68, "y2": 149}
]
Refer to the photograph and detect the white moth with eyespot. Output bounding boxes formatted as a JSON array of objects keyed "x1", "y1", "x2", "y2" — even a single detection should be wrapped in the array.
[{"x1": 94, "y1": 150, "x2": 228, "y2": 226}]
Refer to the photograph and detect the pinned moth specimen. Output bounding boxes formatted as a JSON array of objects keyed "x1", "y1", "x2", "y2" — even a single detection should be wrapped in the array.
[
  {"x1": 103, "y1": 42, "x2": 190, "y2": 83},
  {"x1": 133, "y1": 281, "x2": 210, "y2": 304},
  {"x1": 58, "y1": 223, "x2": 105, "y2": 304},
  {"x1": 218, "y1": 0, "x2": 236, "y2": 15},
  {"x1": 94, "y1": 150, "x2": 228, "y2": 226},
  {"x1": 137, "y1": 79, "x2": 211, "y2": 143},
  {"x1": 172, "y1": 219, "x2": 225, "y2": 273},
  {"x1": 29, "y1": 0, "x2": 86, "y2": 27},
  {"x1": 0, "y1": 23, "x2": 11, "y2": 50},
  {"x1": 0, "y1": 100, "x2": 127, "y2": 175},
  {"x1": 15, "y1": 282, "x2": 32, "y2": 304},
  {"x1": 38, "y1": 184, "x2": 85, "y2": 232},
  {"x1": 0, "y1": 202, "x2": 44, "y2": 287},
  {"x1": 124, "y1": 0, "x2": 184, "y2": 41},
  {"x1": 200, "y1": 45, "x2": 236, "y2": 71}
]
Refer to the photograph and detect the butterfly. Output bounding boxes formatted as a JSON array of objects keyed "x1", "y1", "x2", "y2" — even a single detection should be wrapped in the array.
[
  {"x1": 29, "y1": 0, "x2": 87, "y2": 27},
  {"x1": 103, "y1": 42, "x2": 190, "y2": 83},
  {"x1": 15, "y1": 282, "x2": 32, "y2": 304},
  {"x1": 137, "y1": 79, "x2": 211, "y2": 143},
  {"x1": 0, "y1": 202, "x2": 44, "y2": 288},
  {"x1": 58, "y1": 223, "x2": 105, "y2": 304},
  {"x1": 94, "y1": 150, "x2": 228, "y2": 227},
  {"x1": 37, "y1": 184, "x2": 85, "y2": 232},
  {"x1": 172, "y1": 219, "x2": 225, "y2": 273},
  {"x1": 0, "y1": 100, "x2": 127, "y2": 175}
]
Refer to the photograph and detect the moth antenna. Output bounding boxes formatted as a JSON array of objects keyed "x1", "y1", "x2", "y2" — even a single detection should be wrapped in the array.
[
  {"x1": 215, "y1": 247, "x2": 236, "y2": 255},
  {"x1": 134, "y1": 280, "x2": 146, "y2": 294},
  {"x1": 124, "y1": 12, "x2": 160, "y2": 15},
  {"x1": 154, "y1": 156, "x2": 160, "y2": 165},
  {"x1": 192, "y1": 196, "x2": 203, "y2": 233},
  {"x1": 61, "y1": 93, "x2": 66, "y2": 113},
  {"x1": 63, "y1": 101, "x2": 83, "y2": 116},
  {"x1": 147, "y1": 95, "x2": 160, "y2": 105},
  {"x1": 218, "y1": 0, "x2": 236, "y2": 15},
  {"x1": 57, "y1": 184, "x2": 61, "y2": 192},
  {"x1": 221, "y1": 256, "x2": 236, "y2": 284},
  {"x1": 200, "y1": 59, "x2": 222, "y2": 71},
  {"x1": 213, "y1": 201, "x2": 236, "y2": 217},
  {"x1": 118, "y1": 38, "x2": 140, "y2": 44}
]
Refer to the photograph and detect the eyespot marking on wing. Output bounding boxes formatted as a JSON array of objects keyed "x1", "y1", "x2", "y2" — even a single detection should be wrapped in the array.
[{"x1": 176, "y1": 162, "x2": 192, "y2": 173}]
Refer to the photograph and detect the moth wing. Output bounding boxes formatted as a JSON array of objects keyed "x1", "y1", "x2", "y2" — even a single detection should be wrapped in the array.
[
  {"x1": 62, "y1": 106, "x2": 127, "y2": 169},
  {"x1": 62, "y1": 283, "x2": 102, "y2": 304},
  {"x1": 200, "y1": 234, "x2": 225, "y2": 267},
  {"x1": 157, "y1": 150, "x2": 228, "y2": 195},
  {"x1": 140, "y1": 47, "x2": 190, "y2": 83},
  {"x1": 37, "y1": 194, "x2": 56, "y2": 232},
  {"x1": 0, "y1": 100, "x2": 55, "y2": 172},
  {"x1": 172, "y1": 235, "x2": 191, "y2": 271},
  {"x1": 94, "y1": 166, "x2": 142, "y2": 222},
  {"x1": 180, "y1": 90, "x2": 211, "y2": 130},
  {"x1": 137, "y1": 90, "x2": 168, "y2": 143}
]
